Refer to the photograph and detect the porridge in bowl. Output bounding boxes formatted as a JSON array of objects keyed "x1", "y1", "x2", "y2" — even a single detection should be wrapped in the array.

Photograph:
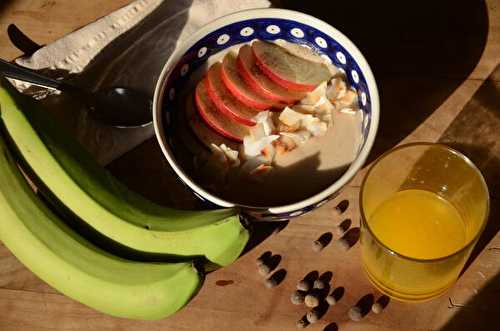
[{"x1": 172, "y1": 40, "x2": 363, "y2": 206}]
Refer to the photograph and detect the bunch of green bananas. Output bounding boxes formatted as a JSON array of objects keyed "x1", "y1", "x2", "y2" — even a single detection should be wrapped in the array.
[{"x1": 0, "y1": 79, "x2": 249, "y2": 320}]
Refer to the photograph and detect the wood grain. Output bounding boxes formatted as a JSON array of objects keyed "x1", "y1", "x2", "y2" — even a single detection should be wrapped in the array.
[
  {"x1": 0, "y1": 0, "x2": 500, "y2": 330},
  {"x1": 0, "y1": 0, "x2": 133, "y2": 60}
]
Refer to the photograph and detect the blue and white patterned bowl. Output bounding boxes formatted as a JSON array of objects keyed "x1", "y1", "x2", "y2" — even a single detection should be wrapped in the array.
[{"x1": 153, "y1": 8, "x2": 380, "y2": 220}]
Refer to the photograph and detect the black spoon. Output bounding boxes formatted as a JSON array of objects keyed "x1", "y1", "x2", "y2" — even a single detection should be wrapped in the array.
[{"x1": 0, "y1": 58, "x2": 152, "y2": 128}]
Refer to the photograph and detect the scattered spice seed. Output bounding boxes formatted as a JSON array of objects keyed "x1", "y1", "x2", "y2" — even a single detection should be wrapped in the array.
[
  {"x1": 326, "y1": 294, "x2": 337, "y2": 306},
  {"x1": 256, "y1": 251, "x2": 271, "y2": 266},
  {"x1": 335, "y1": 238, "x2": 350, "y2": 251},
  {"x1": 332, "y1": 206, "x2": 342, "y2": 217},
  {"x1": 306, "y1": 310, "x2": 320, "y2": 324},
  {"x1": 372, "y1": 302, "x2": 383, "y2": 314},
  {"x1": 258, "y1": 263, "x2": 271, "y2": 276},
  {"x1": 291, "y1": 290, "x2": 306, "y2": 305},
  {"x1": 334, "y1": 200, "x2": 349, "y2": 215},
  {"x1": 313, "y1": 279, "x2": 325, "y2": 290},
  {"x1": 335, "y1": 219, "x2": 352, "y2": 237},
  {"x1": 348, "y1": 306, "x2": 363, "y2": 321},
  {"x1": 264, "y1": 276, "x2": 278, "y2": 288},
  {"x1": 334, "y1": 225, "x2": 346, "y2": 236},
  {"x1": 304, "y1": 293, "x2": 320, "y2": 308},
  {"x1": 297, "y1": 279, "x2": 311, "y2": 292},
  {"x1": 312, "y1": 239, "x2": 324, "y2": 252}
]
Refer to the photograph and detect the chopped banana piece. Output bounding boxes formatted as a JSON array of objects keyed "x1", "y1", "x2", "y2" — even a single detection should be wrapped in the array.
[
  {"x1": 276, "y1": 135, "x2": 297, "y2": 153},
  {"x1": 326, "y1": 77, "x2": 347, "y2": 101},
  {"x1": 250, "y1": 123, "x2": 267, "y2": 140},
  {"x1": 241, "y1": 156, "x2": 269, "y2": 174},
  {"x1": 209, "y1": 144, "x2": 227, "y2": 164},
  {"x1": 315, "y1": 97, "x2": 335, "y2": 113},
  {"x1": 293, "y1": 104, "x2": 316, "y2": 114},
  {"x1": 210, "y1": 143, "x2": 240, "y2": 167},
  {"x1": 300, "y1": 81, "x2": 327, "y2": 106},
  {"x1": 249, "y1": 164, "x2": 273, "y2": 177},
  {"x1": 254, "y1": 110, "x2": 275, "y2": 135},
  {"x1": 336, "y1": 89, "x2": 358, "y2": 109},
  {"x1": 279, "y1": 107, "x2": 306, "y2": 127},
  {"x1": 219, "y1": 144, "x2": 240, "y2": 167},
  {"x1": 303, "y1": 117, "x2": 328, "y2": 137},
  {"x1": 243, "y1": 135, "x2": 279, "y2": 158},
  {"x1": 262, "y1": 143, "x2": 276, "y2": 163},
  {"x1": 278, "y1": 121, "x2": 301, "y2": 132}
]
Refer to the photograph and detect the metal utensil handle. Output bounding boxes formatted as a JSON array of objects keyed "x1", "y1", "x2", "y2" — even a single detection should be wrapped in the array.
[
  {"x1": 0, "y1": 58, "x2": 69, "y2": 90},
  {"x1": 7, "y1": 24, "x2": 43, "y2": 57}
]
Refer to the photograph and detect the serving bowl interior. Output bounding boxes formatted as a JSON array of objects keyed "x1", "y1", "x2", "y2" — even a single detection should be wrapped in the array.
[{"x1": 153, "y1": 8, "x2": 379, "y2": 220}]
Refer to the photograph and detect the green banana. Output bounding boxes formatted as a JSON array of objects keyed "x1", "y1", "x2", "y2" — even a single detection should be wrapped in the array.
[
  {"x1": 0, "y1": 80, "x2": 249, "y2": 268},
  {"x1": 0, "y1": 134, "x2": 202, "y2": 320}
]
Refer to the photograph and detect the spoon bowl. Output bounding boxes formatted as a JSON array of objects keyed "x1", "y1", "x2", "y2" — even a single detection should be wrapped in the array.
[{"x1": 87, "y1": 87, "x2": 152, "y2": 128}]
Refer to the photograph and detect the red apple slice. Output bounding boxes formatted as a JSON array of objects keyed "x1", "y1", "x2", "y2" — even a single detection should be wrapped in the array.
[
  {"x1": 184, "y1": 93, "x2": 239, "y2": 150},
  {"x1": 206, "y1": 62, "x2": 259, "y2": 126},
  {"x1": 237, "y1": 45, "x2": 305, "y2": 104},
  {"x1": 252, "y1": 40, "x2": 333, "y2": 92},
  {"x1": 195, "y1": 79, "x2": 248, "y2": 142},
  {"x1": 221, "y1": 53, "x2": 285, "y2": 110}
]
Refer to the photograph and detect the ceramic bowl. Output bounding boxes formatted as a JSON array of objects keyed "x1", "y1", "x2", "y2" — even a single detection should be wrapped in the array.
[{"x1": 153, "y1": 8, "x2": 380, "y2": 220}]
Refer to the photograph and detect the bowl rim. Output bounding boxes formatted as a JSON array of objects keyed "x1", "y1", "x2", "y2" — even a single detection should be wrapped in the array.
[{"x1": 153, "y1": 8, "x2": 380, "y2": 214}]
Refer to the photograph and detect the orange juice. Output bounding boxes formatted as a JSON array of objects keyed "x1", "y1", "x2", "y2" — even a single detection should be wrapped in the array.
[
  {"x1": 361, "y1": 189, "x2": 470, "y2": 301},
  {"x1": 369, "y1": 189, "x2": 466, "y2": 259},
  {"x1": 360, "y1": 143, "x2": 488, "y2": 302}
]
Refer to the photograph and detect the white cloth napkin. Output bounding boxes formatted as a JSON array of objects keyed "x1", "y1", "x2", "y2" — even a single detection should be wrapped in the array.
[{"x1": 12, "y1": 0, "x2": 270, "y2": 165}]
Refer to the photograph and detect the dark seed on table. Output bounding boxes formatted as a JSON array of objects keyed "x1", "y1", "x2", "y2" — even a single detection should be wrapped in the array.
[
  {"x1": 313, "y1": 279, "x2": 325, "y2": 290},
  {"x1": 264, "y1": 277, "x2": 278, "y2": 288},
  {"x1": 297, "y1": 279, "x2": 311, "y2": 292},
  {"x1": 312, "y1": 240, "x2": 324, "y2": 252},
  {"x1": 335, "y1": 218, "x2": 352, "y2": 236},
  {"x1": 256, "y1": 251, "x2": 271, "y2": 266},
  {"x1": 348, "y1": 306, "x2": 363, "y2": 321},
  {"x1": 326, "y1": 294, "x2": 337, "y2": 306},
  {"x1": 258, "y1": 263, "x2": 271, "y2": 275},
  {"x1": 372, "y1": 295, "x2": 390, "y2": 313},
  {"x1": 305, "y1": 294, "x2": 320, "y2": 308},
  {"x1": 291, "y1": 290, "x2": 306, "y2": 305},
  {"x1": 306, "y1": 310, "x2": 319, "y2": 324},
  {"x1": 334, "y1": 200, "x2": 349, "y2": 215}
]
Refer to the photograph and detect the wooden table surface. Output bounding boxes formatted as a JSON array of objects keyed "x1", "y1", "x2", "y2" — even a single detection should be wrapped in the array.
[{"x1": 1, "y1": 1, "x2": 500, "y2": 330}]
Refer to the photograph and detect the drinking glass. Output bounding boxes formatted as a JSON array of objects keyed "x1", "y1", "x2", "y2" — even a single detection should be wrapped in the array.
[{"x1": 360, "y1": 143, "x2": 489, "y2": 301}]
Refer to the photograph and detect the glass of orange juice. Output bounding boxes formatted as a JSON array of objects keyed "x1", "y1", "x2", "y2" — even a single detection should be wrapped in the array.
[{"x1": 360, "y1": 143, "x2": 489, "y2": 302}]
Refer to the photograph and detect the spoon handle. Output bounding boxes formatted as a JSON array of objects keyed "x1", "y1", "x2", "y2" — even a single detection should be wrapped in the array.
[
  {"x1": 7, "y1": 24, "x2": 43, "y2": 57},
  {"x1": 0, "y1": 58, "x2": 72, "y2": 91}
]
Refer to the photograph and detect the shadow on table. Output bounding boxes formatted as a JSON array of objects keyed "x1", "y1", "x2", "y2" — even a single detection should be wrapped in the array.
[
  {"x1": 431, "y1": 69, "x2": 500, "y2": 330},
  {"x1": 76, "y1": 0, "x2": 194, "y2": 97},
  {"x1": 275, "y1": 0, "x2": 489, "y2": 162},
  {"x1": 439, "y1": 69, "x2": 500, "y2": 271},
  {"x1": 441, "y1": 272, "x2": 500, "y2": 331},
  {"x1": 109, "y1": 0, "x2": 490, "y2": 256}
]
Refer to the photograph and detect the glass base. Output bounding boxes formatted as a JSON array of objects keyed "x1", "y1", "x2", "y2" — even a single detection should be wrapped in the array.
[{"x1": 362, "y1": 263, "x2": 453, "y2": 302}]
